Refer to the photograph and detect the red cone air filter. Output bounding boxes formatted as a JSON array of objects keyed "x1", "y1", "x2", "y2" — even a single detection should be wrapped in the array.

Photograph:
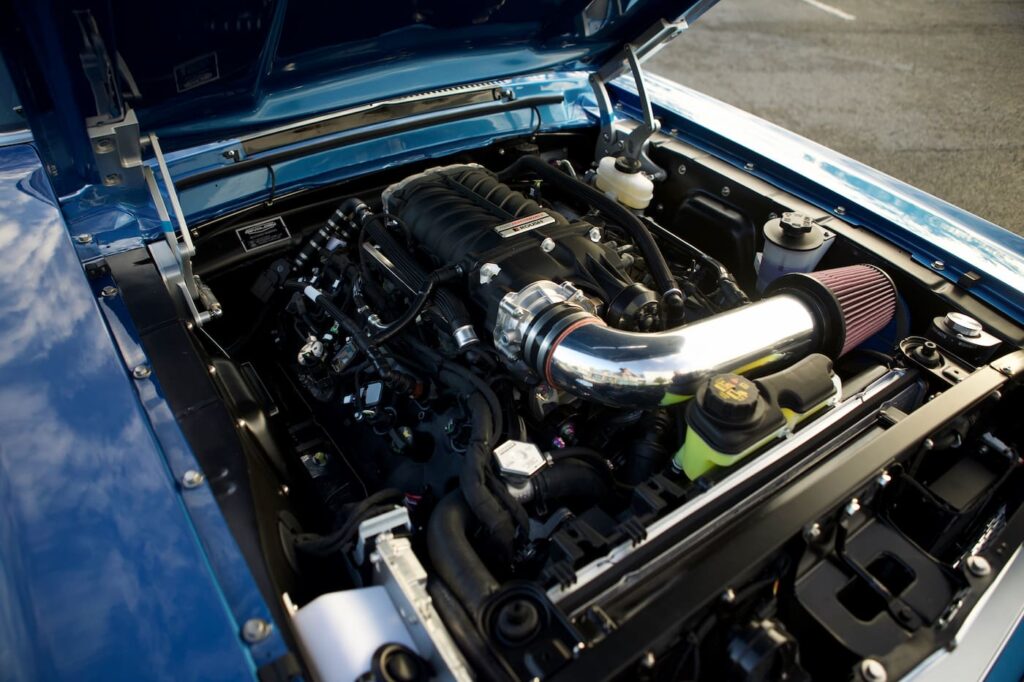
[{"x1": 766, "y1": 264, "x2": 897, "y2": 357}]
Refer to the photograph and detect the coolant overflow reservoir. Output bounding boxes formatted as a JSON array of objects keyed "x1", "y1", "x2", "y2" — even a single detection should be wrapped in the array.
[
  {"x1": 595, "y1": 155, "x2": 654, "y2": 209},
  {"x1": 756, "y1": 212, "x2": 833, "y2": 291}
]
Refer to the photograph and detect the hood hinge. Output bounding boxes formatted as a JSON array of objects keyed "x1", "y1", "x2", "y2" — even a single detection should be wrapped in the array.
[{"x1": 590, "y1": 19, "x2": 688, "y2": 181}]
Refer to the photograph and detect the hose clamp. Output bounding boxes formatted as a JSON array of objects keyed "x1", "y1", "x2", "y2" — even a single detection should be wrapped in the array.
[{"x1": 493, "y1": 280, "x2": 596, "y2": 361}]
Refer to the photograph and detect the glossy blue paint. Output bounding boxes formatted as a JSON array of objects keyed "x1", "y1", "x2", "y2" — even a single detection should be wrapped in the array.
[
  {"x1": 4, "y1": 0, "x2": 716, "y2": 195},
  {"x1": 58, "y1": 72, "x2": 596, "y2": 249},
  {"x1": 623, "y1": 74, "x2": 1024, "y2": 322},
  {"x1": 0, "y1": 143, "x2": 273, "y2": 680}
]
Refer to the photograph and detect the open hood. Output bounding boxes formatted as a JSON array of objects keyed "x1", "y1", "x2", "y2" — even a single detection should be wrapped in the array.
[{"x1": 2, "y1": 0, "x2": 715, "y2": 192}]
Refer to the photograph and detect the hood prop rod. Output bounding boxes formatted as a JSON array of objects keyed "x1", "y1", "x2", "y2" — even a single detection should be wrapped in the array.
[{"x1": 144, "y1": 133, "x2": 223, "y2": 327}]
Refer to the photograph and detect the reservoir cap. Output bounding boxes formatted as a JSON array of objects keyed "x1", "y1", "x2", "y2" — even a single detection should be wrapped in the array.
[
  {"x1": 764, "y1": 212, "x2": 824, "y2": 251},
  {"x1": 702, "y1": 374, "x2": 760, "y2": 424}
]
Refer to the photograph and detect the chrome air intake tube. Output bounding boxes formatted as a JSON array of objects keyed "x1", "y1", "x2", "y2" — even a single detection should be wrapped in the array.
[{"x1": 496, "y1": 265, "x2": 896, "y2": 408}]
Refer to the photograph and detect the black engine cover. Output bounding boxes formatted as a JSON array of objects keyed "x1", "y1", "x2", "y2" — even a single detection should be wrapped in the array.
[{"x1": 385, "y1": 164, "x2": 657, "y2": 330}]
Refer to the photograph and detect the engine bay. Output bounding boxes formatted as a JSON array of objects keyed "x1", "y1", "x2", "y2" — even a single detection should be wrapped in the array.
[{"x1": 123, "y1": 130, "x2": 1024, "y2": 681}]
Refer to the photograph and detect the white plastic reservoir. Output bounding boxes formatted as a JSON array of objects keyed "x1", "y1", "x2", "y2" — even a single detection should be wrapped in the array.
[
  {"x1": 292, "y1": 586, "x2": 419, "y2": 682},
  {"x1": 595, "y1": 155, "x2": 654, "y2": 209},
  {"x1": 756, "y1": 212, "x2": 833, "y2": 291}
]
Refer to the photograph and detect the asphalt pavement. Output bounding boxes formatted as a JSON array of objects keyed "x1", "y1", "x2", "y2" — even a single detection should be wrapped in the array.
[{"x1": 648, "y1": 0, "x2": 1024, "y2": 234}]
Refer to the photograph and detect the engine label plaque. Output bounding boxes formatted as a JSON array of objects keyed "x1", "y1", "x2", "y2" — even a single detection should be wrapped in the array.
[
  {"x1": 236, "y1": 216, "x2": 291, "y2": 252},
  {"x1": 493, "y1": 212, "x2": 555, "y2": 238}
]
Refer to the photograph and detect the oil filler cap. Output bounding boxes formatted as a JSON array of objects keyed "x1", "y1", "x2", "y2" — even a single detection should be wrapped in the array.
[{"x1": 702, "y1": 374, "x2": 760, "y2": 424}]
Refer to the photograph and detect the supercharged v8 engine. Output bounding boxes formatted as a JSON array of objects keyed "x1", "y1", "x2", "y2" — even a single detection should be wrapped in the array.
[{"x1": 167, "y1": 134, "x2": 1024, "y2": 681}]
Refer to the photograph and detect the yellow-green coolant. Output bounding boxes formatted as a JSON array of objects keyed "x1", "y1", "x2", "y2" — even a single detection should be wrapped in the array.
[{"x1": 673, "y1": 354, "x2": 841, "y2": 479}]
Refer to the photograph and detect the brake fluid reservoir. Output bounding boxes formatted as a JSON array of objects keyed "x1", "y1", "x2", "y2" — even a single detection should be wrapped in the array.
[
  {"x1": 756, "y1": 212, "x2": 833, "y2": 291},
  {"x1": 595, "y1": 156, "x2": 654, "y2": 209}
]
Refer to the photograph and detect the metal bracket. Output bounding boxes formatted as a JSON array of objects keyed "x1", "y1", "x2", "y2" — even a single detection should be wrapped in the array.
[
  {"x1": 354, "y1": 506, "x2": 412, "y2": 565},
  {"x1": 591, "y1": 19, "x2": 687, "y2": 180},
  {"x1": 88, "y1": 109, "x2": 145, "y2": 188},
  {"x1": 76, "y1": 10, "x2": 146, "y2": 189},
  {"x1": 365, "y1": 523, "x2": 473, "y2": 681},
  {"x1": 145, "y1": 133, "x2": 222, "y2": 327}
]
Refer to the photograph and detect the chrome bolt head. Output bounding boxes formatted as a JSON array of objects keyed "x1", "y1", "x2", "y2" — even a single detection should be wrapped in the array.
[
  {"x1": 859, "y1": 658, "x2": 887, "y2": 682},
  {"x1": 540, "y1": 237, "x2": 556, "y2": 253},
  {"x1": 932, "y1": 260, "x2": 946, "y2": 271},
  {"x1": 241, "y1": 618, "x2": 272, "y2": 643},
  {"x1": 804, "y1": 522, "x2": 824, "y2": 543},
  {"x1": 181, "y1": 469, "x2": 205, "y2": 489},
  {"x1": 965, "y1": 555, "x2": 991, "y2": 577},
  {"x1": 721, "y1": 588, "x2": 737, "y2": 604},
  {"x1": 100, "y1": 286, "x2": 118, "y2": 298},
  {"x1": 844, "y1": 498, "x2": 861, "y2": 518},
  {"x1": 132, "y1": 364, "x2": 151, "y2": 379},
  {"x1": 75, "y1": 233, "x2": 93, "y2": 244},
  {"x1": 721, "y1": 186, "x2": 731, "y2": 197},
  {"x1": 835, "y1": 206, "x2": 847, "y2": 216},
  {"x1": 588, "y1": 227, "x2": 602, "y2": 243}
]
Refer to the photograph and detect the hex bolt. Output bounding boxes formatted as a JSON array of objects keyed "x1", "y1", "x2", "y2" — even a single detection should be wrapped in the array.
[
  {"x1": 965, "y1": 555, "x2": 992, "y2": 577},
  {"x1": 588, "y1": 227, "x2": 602, "y2": 243},
  {"x1": 241, "y1": 618, "x2": 272, "y2": 643},
  {"x1": 103, "y1": 173, "x2": 122, "y2": 187},
  {"x1": 720, "y1": 186, "x2": 731, "y2": 197},
  {"x1": 721, "y1": 588, "x2": 736, "y2": 604},
  {"x1": 540, "y1": 237, "x2": 556, "y2": 253},
  {"x1": 835, "y1": 206, "x2": 847, "y2": 216},
  {"x1": 932, "y1": 260, "x2": 946, "y2": 271},
  {"x1": 859, "y1": 658, "x2": 887, "y2": 682},
  {"x1": 132, "y1": 364, "x2": 151, "y2": 379},
  {"x1": 640, "y1": 651, "x2": 656, "y2": 669},
  {"x1": 100, "y1": 286, "x2": 118, "y2": 298},
  {"x1": 744, "y1": 162, "x2": 755, "y2": 171},
  {"x1": 181, "y1": 469, "x2": 205, "y2": 489},
  {"x1": 677, "y1": 164, "x2": 687, "y2": 175},
  {"x1": 75, "y1": 234, "x2": 93, "y2": 245},
  {"x1": 93, "y1": 138, "x2": 115, "y2": 154}
]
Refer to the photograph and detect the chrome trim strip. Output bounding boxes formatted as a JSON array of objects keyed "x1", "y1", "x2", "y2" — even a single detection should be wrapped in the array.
[
  {"x1": 0, "y1": 128, "x2": 32, "y2": 147},
  {"x1": 239, "y1": 81, "x2": 507, "y2": 155}
]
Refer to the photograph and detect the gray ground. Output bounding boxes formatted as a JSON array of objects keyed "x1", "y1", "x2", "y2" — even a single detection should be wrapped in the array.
[{"x1": 647, "y1": 0, "x2": 1024, "y2": 234}]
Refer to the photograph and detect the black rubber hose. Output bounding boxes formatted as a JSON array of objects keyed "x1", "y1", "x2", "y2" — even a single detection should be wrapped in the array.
[
  {"x1": 362, "y1": 214, "x2": 475, "y2": 340},
  {"x1": 368, "y1": 277, "x2": 436, "y2": 346},
  {"x1": 497, "y1": 155, "x2": 684, "y2": 319},
  {"x1": 459, "y1": 394, "x2": 519, "y2": 553},
  {"x1": 428, "y1": 581, "x2": 512, "y2": 681},
  {"x1": 642, "y1": 217, "x2": 749, "y2": 309},
  {"x1": 531, "y1": 459, "x2": 610, "y2": 503},
  {"x1": 427, "y1": 491, "x2": 501, "y2": 615},
  {"x1": 283, "y1": 282, "x2": 392, "y2": 379},
  {"x1": 548, "y1": 446, "x2": 611, "y2": 471}
]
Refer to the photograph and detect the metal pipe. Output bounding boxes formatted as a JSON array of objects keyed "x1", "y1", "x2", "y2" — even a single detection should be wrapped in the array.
[{"x1": 535, "y1": 294, "x2": 819, "y2": 408}]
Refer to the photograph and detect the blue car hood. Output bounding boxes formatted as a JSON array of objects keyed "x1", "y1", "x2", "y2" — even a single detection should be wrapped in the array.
[{"x1": 3, "y1": 1, "x2": 715, "y2": 159}]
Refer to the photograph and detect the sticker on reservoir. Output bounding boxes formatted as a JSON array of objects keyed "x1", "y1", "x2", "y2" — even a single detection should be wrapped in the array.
[
  {"x1": 493, "y1": 212, "x2": 556, "y2": 238},
  {"x1": 236, "y1": 217, "x2": 291, "y2": 252},
  {"x1": 174, "y1": 52, "x2": 220, "y2": 92}
]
